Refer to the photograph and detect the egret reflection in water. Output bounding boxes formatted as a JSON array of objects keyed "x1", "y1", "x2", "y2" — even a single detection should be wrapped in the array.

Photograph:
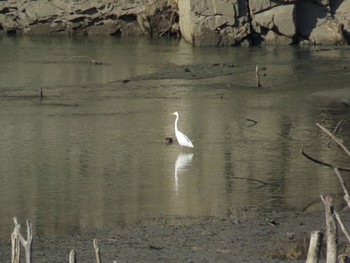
[{"x1": 174, "y1": 153, "x2": 194, "y2": 193}]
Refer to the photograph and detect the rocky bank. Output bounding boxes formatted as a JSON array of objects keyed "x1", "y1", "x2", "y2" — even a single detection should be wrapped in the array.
[{"x1": 0, "y1": 0, "x2": 349, "y2": 46}]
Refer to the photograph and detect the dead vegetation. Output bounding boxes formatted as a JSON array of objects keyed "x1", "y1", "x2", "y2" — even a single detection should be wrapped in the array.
[{"x1": 303, "y1": 122, "x2": 350, "y2": 262}]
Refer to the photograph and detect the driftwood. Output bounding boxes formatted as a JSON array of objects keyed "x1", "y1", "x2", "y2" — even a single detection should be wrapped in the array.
[
  {"x1": 321, "y1": 195, "x2": 338, "y2": 263},
  {"x1": 306, "y1": 230, "x2": 323, "y2": 263}
]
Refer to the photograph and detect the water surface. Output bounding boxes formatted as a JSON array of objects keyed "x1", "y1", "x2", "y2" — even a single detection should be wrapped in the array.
[{"x1": 0, "y1": 36, "x2": 350, "y2": 239}]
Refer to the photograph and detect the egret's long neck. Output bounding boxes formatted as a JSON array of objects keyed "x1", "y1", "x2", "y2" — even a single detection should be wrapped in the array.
[{"x1": 174, "y1": 114, "x2": 179, "y2": 133}]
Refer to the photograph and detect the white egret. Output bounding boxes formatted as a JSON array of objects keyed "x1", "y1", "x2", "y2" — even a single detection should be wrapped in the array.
[{"x1": 171, "y1": 112, "x2": 194, "y2": 148}]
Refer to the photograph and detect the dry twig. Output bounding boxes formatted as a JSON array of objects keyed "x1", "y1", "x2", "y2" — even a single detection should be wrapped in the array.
[
  {"x1": 317, "y1": 123, "x2": 350, "y2": 158},
  {"x1": 334, "y1": 211, "x2": 350, "y2": 243}
]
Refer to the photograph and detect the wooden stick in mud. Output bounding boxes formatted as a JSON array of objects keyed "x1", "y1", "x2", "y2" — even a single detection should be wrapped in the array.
[
  {"x1": 317, "y1": 123, "x2": 350, "y2": 158},
  {"x1": 255, "y1": 64, "x2": 261, "y2": 88},
  {"x1": 334, "y1": 211, "x2": 350, "y2": 243},
  {"x1": 93, "y1": 239, "x2": 101, "y2": 263},
  {"x1": 333, "y1": 168, "x2": 350, "y2": 208},
  {"x1": 12, "y1": 217, "x2": 33, "y2": 263},
  {"x1": 11, "y1": 222, "x2": 20, "y2": 263},
  {"x1": 69, "y1": 250, "x2": 76, "y2": 263},
  {"x1": 320, "y1": 195, "x2": 338, "y2": 263},
  {"x1": 306, "y1": 230, "x2": 323, "y2": 263}
]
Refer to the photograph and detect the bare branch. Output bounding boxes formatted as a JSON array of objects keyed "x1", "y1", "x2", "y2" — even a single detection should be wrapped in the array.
[
  {"x1": 316, "y1": 123, "x2": 350, "y2": 158},
  {"x1": 333, "y1": 168, "x2": 350, "y2": 208},
  {"x1": 301, "y1": 148, "x2": 350, "y2": 172},
  {"x1": 334, "y1": 211, "x2": 350, "y2": 243}
]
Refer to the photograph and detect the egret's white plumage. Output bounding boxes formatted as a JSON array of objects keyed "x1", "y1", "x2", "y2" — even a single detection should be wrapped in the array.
[{"x1": 171, "y1": 112, "x2": 194, "y2": 148}]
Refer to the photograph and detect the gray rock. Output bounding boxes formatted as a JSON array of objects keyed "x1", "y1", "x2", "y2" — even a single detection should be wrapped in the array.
[
  {"x1": 19, "y1": 1, "x2": 64, "y2": 23},
  {"x1": 0, "y1": 0, "x2": 349, "y2": 46},
  {"x1": 249, "y1": 0, "x2": 277, "y2": 15},
  {"x1": 179, "y1": 0, "x2": 244, "y2": 46}
]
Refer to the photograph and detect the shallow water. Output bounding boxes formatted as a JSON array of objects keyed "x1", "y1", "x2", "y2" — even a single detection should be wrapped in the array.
[{"x1": 0, "y1": 36, "x2": 350, "y2": 239}]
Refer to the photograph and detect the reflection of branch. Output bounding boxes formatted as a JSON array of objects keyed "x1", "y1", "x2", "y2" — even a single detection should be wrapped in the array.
[
  {"x1": 246, "y1": 118, "x2": 258, "y2": 126},
  {"x1": 229, "y1": 176, "x2": 268, "y2": 186},
  {"x1": 317, "y1": 123, "x2": 350, "y2": 158},
  {"x1": 300, "y1": 148, "x2": 350, "y2": 172},
  {"x1": 333, "y1": 120, "x2": 344, "y2": 135},
  {"x1": 328, "y1": 120, "x2": 345, "y2": 148}
]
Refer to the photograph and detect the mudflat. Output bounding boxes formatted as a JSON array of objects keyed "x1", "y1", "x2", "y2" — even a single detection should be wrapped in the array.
[{"x1": 2, "y1": 210, "x2": 350, "y2": 262}]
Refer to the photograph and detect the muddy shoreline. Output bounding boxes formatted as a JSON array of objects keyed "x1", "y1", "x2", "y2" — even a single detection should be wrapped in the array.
[{"x1": 1, "y1": 210, "x2": 350, "y2": 262}]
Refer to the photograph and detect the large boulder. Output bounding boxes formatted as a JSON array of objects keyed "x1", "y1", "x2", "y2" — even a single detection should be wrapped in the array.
[
  {"x1": 333, "y1": 0, "x2": 350, "y2": 43},
  {"x1": 0, "y1": 0, "x2": 171, "y2": 36},
  {"x1": 295, "y1": 1, "x2": 344, "y2": 44},
  {"x1": 253, "y1": 4, "x2": 295, "y2": 39},
  {"x1": 19, "y1": 1, "x2": 64, "y2": 23},
  {"x1": 178, "y1": 0, "x2": 237, "y2": 46}
]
